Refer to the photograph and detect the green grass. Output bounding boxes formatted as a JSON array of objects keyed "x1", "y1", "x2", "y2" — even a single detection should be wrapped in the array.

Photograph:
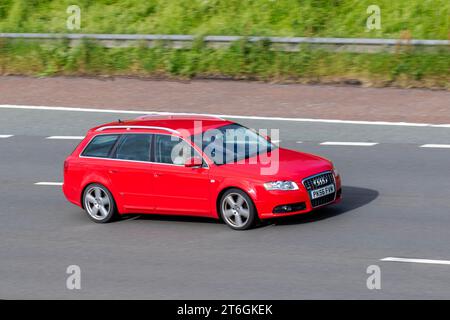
[
  {"x1": 0, "y1": 0, "x2": 448, "y2": 39},
  {"x1": 0, "y1": 39, "x2": 448, "y2": 89},
  {"x1": 0, "y1": 1, "x2": 448, "y2": 88}
]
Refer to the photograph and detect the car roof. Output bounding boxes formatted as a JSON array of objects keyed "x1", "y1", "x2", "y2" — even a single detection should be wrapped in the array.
[{"x1": 89, "y1": 114, "x2": 234, "y2": 137}]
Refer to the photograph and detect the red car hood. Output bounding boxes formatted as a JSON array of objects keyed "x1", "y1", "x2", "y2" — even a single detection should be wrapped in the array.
[{"x1": 213, "y1": 147, "x2": 333, "y2": 181}]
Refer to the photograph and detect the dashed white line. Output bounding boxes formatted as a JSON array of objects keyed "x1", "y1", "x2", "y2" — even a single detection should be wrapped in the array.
[
  {"x1": 320, "y1": 141, "x2": 378, "y2": 146},
  {"x1": 0, "y1": 135, "x2": 13, "y2": 138},
  {"x1": 420, "y1": 144, "x2": 450, "y2": 149},
  {"x1": 296, "y1": 141, "x2": 303, "y2": 144},
  {"x1": 46, "y1": 136, "x2": 84, "y2": 140},
  {"x1": 381, "y1": 257, "x2": 450, "y2": 266},
  {"x1": 1, "y1": 104, "x2": 449, "y2": 128},
  {"x1": 34, "y1": 182, "x2": 63, "y2": 186}
]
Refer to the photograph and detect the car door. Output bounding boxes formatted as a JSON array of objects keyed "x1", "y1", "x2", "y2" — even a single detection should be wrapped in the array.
[
  {"x1": 151, "y1": 134, "x2": 211, "y2": 215},
  {"x1": 107, "y1": 133, "x2": 154, "y2": 212}
]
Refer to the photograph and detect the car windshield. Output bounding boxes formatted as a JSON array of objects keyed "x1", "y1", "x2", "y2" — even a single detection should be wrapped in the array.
[{"x1": 191, "y1": 124, "x2": 275, "y2": 165}]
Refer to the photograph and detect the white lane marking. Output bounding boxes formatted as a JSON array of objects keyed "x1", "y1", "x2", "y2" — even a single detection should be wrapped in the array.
[
  {"x1": 0, "y1": 104, "x2": 145, "y2": 114},
  {"x1": 46, "y1": 136, "x2": 84, "y2": 140},
  {"x1": 420, "y1": 144, "x2": 450, "y2": 149},
  {"x1": 34, "y1": 182, "x2": 63, "y2": 186},
  {"x1": 320, "y1": 141, "x2": 378, "y2": 146},
  {"x1": 0, "y1": 135, "x2": 13, "y2": 138},
  {"x1": 381, "y1": 257, "x2": 450, "y2": 266},
  {"x1": 296, "y1": 141, "x2": 303, "y2": 144},
  {"x1": 0, "y1": 104, "x2": 449, "y2": 128},
  {"x1": 271, "y1": 140, "x2": 281, "y2": 144}
]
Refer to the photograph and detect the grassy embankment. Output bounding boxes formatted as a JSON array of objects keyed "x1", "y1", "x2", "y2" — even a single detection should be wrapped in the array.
[{"x1": 0, "y1": 0, "x2": 448, "y2": 88}]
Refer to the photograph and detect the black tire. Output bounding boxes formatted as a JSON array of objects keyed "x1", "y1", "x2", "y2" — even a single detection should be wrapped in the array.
[
  {"x1": 82, "y1": 183, "x2": 118, "y2": 223},
  {"x1": 219, "y1": 188, "x2": 257, "y2": 230}
]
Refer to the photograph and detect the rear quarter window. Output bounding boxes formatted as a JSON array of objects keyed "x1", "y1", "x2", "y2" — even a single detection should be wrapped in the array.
[{"x1": 81, "y1": 135, "x2": 119, "y2": 158}]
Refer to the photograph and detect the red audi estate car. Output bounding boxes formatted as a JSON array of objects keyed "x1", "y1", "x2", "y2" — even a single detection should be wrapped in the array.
[{"x1": 63, "y1": 115, "x2": 341, "y2": 230}]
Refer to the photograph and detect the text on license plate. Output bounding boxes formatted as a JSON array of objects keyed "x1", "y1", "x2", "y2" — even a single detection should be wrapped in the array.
[{"x1": 311, "y1": 184, "x2": 335, "y2": 199}]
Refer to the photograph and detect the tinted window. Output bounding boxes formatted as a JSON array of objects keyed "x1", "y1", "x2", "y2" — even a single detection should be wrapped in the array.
[
  {"x1": 154, "y1": 135, "x2": 200, "y2": 165},
  {"x1": 192, "y1": 124, "x2": 275, "y2": 165},
  {"x1": 114, "y1": 134, "x2": 151, "y2": 162},
  {"x1": 82, "y1": 135, "x2": 119, "y2": 158}
]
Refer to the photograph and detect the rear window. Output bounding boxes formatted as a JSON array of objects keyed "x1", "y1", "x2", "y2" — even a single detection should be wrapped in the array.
[{"x1": 81, "y1": 135, "x2": 119, "y2": 158}]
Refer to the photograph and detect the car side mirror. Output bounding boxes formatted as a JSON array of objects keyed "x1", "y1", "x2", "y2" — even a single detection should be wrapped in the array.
[
  {"x1": 184, "y1": 156, "x2": 203, "y2": 168},
  {"x1": 265, "y1": 135, "x2": 272, "y2": 143}
]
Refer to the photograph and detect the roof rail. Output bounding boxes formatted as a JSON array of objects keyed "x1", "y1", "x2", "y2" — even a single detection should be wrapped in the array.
[
  {"x1": 136, "y1": 113, "x2": 226, "y2": 121},
  {"x1": 96, "y1": 125, "x2": 180, "y2": 134}
]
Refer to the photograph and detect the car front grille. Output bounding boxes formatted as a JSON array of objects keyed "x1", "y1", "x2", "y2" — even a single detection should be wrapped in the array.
[
  {"x1": 302, "y1": 171, "x2": 336, "y2": 208},
  {"x1": 310, "y1": 193, "x2": 335, "y2": 208}
]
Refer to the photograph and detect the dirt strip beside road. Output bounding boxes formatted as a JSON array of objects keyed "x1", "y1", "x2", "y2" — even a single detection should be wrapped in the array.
[{"x1": 1, "y1": 76, "x2": 449, "y2": 124}]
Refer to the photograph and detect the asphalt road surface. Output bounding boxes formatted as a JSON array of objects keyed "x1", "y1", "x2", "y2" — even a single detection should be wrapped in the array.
[{"x1": 1, "y1": 106, "x2": 449, "y2": 299}]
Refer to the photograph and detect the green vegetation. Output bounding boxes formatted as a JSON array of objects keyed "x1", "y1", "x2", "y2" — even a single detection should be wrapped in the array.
[
  {"x1": 0, "y1": 0, "x2": 448, "y2": 39},
  {"x1": 0, "y1": 39, "x2": 448, "y2": 89},
  {"x1": 0, "y1": 1, "x2": 448, "y2": 88}
]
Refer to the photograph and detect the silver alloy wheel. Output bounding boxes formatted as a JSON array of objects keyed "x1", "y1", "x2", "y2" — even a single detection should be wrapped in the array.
[
  {"x1": 221, "y1": 192, "x2": 250, "y2": 228},
  {"x1": 84, "y1": 186, "x2": 111, "y2": 221}
]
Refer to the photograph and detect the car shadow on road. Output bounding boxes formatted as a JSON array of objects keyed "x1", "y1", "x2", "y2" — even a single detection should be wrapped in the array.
[
  {"x1": 124, "y1": 212, "x2": 219, "y2": 226},
  {"x1": 267, "y1": 185, "x2": 379, "y2": 227},
  {"x1": 123, "y1": 185, "x2": 378, "y2": 228}
]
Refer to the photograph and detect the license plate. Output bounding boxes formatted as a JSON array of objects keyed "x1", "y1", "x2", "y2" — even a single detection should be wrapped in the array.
[{"x1": 310, "y1": 184, "x2": 335, "y2": 199}]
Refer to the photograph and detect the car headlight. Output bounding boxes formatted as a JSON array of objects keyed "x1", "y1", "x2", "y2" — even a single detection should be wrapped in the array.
[
  {"x1": 333, "y1": 167, "x2": 339, "y2": 177},
  {"x1": 264, "y1": 181, "x2": 299, "y2": 191}
]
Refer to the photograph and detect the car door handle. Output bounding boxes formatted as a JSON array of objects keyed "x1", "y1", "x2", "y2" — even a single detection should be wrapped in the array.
[
  {"x1": 154, "y1": 172, "x2": 162, "y2": 177},
  {"x1": 109, "y1": 169, "x2": 118, "y2": 174}
]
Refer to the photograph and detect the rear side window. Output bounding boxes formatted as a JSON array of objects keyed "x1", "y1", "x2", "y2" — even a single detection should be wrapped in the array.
[
  {"x1": 113, "y1": 134, "x2": 151, "y2": 162},
  {"x1": 82, "y1": 135, "x2": 119, "y2": 158}
]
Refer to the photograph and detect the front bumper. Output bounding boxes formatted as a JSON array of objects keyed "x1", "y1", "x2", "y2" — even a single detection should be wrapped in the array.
[{"x1": 256, "y1": 174, "x2": 342, "y2": 219}]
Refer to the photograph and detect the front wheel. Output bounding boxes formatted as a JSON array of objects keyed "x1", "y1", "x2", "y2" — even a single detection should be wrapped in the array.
[
  {"x1": 219, "y1": 189, "x2": 257, "y2": 230},
  {"x1": 83, "y1": 184, "x2": 118, "y2": 223}
]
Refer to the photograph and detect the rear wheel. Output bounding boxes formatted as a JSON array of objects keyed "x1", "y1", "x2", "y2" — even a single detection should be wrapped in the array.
[
  {"x1": 219, "y1": 189, "x2": 256, "y2": 230},
  {"x1": 83, "y1": 184, "x2": 118, "y2": 223}
]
